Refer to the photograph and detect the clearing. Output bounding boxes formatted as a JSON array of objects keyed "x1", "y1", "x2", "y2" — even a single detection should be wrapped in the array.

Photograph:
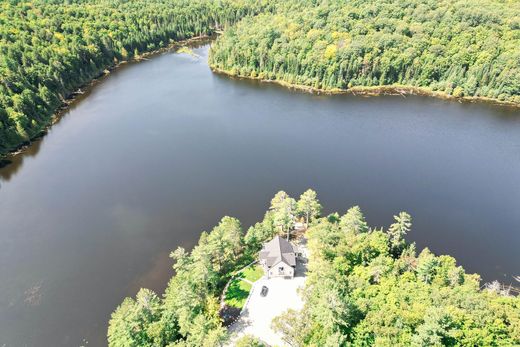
[{"x1": 228, "y1": 240, "x2": 308, "y2": 346}]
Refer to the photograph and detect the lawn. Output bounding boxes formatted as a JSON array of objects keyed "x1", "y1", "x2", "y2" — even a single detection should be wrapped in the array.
[
  {"x1": 224, "y1": 265, "x2": 264, "y2": 309},
  {"x1": 225, "y1": 278, "x2": 252, "y2": 308},
  {"x1": 238, "y1": 265, "x2": 264, "y2": 282}
]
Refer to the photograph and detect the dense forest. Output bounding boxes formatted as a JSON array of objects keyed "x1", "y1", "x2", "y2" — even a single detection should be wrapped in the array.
[
  {"x1": 2, "y1": 0, "x2": 519, "y2": 157},
  {"x1": 209, "y1": 0, "x2": 520, "y2": 103},
  {"x1": 0, "y1": 0, "x2": 265, "y2": 156},
  {"x1": 108, "y1": 190, "x2": 520, "y2": 346},
  {"x1": 273, "y1": 207, "x2": 520, "y2": 346}
]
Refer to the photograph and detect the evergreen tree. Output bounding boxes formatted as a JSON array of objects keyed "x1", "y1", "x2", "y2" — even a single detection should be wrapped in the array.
[
  {"x1": 296, "y1": 189, "x2": 322, "y2": 226},
  {"x1": 339, "y1": 206, "x2": 369, "y2": 234},
  {"x1": 387, "y1": 212, "x2": 412, "y2": 256}
]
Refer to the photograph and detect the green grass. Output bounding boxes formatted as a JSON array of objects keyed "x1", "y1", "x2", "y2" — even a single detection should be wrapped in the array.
[
  {"x1": 236, "y1": 265, "x2": 264, "y2": 282},
  {"x1": 224, "y1": 265, "x2": 264, "y2": 309},
  {"x1": 224, "y1": 278, "x2": 252, "y2": 308},
  {"x1": 238, "y1": 265, "x2": 264, "y2": 282}
]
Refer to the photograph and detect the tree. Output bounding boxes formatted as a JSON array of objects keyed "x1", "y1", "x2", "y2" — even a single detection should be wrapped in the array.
[
  {"x1": 183, "y1": 302, "x2": 226, "y2": 347},
  {"x1": 209, "y1": 0, "x2": 520, "y2": 106},
  {"x1": 244, "y1": 212, "x2": 277, "y2": 251},
  {"x1": 270, "y1": 190, "x2": 290, "y2": 211},
  {"x1": 108, "y1": 297, "x2": 138, "y2": 347},
  {"x1": 275, "y1": 202, "x2": 520, "y2": 346},
  {"x1": 235, "y1": 334, "x2": 266, "y2": 347},
  {"x1": 206, "y1": 216, "x2": 243, "y2": 272},
  {"x1": 416, "y1": 248, "x2": 439, "y2": 284},
  {"x1": 107, "y1": 289, "x2": 163, "y2": 347},
  {"x1": 269, "y1": 191, "x2": 297, "y2": 239},
  {"x1": 297, "y1": 189, "x2": 322, "y2": 226},
  {"x1": 387, "y1": 212, "x2": 412, "y2": 256},
  {"x1": 340, "y1": 206, "x2": 368, "y2": 234},
  {"x1": 274, "y1": 197, "x2": 296, "y2": 240},
  {"x1": 271, "y1": 309, "x2": 306, "y2": 347}
]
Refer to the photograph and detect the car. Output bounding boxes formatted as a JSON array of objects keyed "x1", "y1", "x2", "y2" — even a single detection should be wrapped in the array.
[{"x1": 260, "y1": 285, "x2": 268, "y2": 297}]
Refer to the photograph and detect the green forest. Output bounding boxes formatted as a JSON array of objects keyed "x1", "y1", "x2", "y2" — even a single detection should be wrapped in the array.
[
  {"x1": 209, "y1": 0, "x2": 520, "y2": 102},
  {"x1": 0, "y1": 0, "x2": 264, "y2": 156},
  {"x1": 1, "y1": 0, "x2": 519, "y2": 156},
  {"x1": 108, "y1": 190, "x2": 520, "y2": 346},
  {"x1": 273, "y1": 208, "x2": 520, "y2": 346}
]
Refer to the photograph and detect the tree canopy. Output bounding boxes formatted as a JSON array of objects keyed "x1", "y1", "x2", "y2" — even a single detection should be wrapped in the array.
[
  {"x1": 209, "y1": 0, "x2": 520, "y2": 104},
  {"x1": 2, "y1": 0, "x2": 519, "y2": 156},
  {"x1": 109, "y1": 190, "x2": 519, "y2": 346},
  {"x1": 0, "y1": 0, "x2": 265, "y2": 155},
  {"x1": 273, "y1": 207, "x2": 520, "y2": 346}
]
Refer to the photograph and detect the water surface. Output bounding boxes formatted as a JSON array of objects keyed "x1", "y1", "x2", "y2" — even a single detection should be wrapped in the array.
[{"x1": 1, "y1": 44, "x2": 519, "y2": 346}]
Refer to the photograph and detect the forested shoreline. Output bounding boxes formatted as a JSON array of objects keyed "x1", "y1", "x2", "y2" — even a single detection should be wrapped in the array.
[
  {"x1": 274, "y1": 207, "x2": 520, "y2": 346},
  {"x1": 0, "y1": 0, "x2": 265, "y2": 157},
  {"x1": 108, "y1": 190, "x2": 520, "y2": 346},
  {"x1": 1, "y1": 0, "x2": 519, "y2": 157},
  {"x1": 211, "y1": 65, "x2": 520, "y2": 107},
  {"x1": 209, "y1": 0, "x2": 520, "y2": 105}
]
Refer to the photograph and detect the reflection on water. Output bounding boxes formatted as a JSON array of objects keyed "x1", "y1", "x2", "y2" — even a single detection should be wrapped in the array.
[
  {"x1": 0, "y1": 44, "x2": 519, "y2": 346},
  {"x1": 0, "y1": 139, "x2": 42, "y2": 182}
]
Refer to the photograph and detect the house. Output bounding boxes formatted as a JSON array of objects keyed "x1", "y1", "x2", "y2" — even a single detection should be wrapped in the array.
[{"x1": 259, "y1": 235, "x2": 296, "y2": 279}]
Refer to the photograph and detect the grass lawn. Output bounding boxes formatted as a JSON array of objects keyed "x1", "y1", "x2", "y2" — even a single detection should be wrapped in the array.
[
  {"x1": 224, "y1": 265, "x2": 264, "y2": 309},
  {"x1": 225, "y1": 278, "x2": 252, "y2": 308},
  {"x1": 238, "y1": 265, "x2": 264, "y2": 282}
]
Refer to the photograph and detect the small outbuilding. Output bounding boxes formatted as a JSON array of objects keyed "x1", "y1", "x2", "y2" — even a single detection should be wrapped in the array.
[{"x1": 259, "y1": 235, "x2": 296, "y2": 279}]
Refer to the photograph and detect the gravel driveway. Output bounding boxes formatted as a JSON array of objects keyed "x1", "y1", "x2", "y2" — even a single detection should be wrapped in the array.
[{"x1": 228, "y1": 244, "x2": 308, "y2": 346}]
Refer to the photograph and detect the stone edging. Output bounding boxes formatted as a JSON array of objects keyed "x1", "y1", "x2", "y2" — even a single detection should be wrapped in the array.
[{"x1": 240, "y1": 277, "x2": 261, "y2": 314}]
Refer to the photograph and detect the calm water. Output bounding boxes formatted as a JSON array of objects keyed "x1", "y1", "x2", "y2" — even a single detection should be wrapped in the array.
[{"x1": 1, "y1": 43, "x2": 519, "y2": 346}]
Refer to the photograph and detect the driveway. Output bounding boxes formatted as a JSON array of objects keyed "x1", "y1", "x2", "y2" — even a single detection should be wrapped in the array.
[{"x1": 228, "y1": 248, "x2": 308, "y2": 346}]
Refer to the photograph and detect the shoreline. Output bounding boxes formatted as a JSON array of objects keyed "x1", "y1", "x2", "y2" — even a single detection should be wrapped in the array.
[
  {"x1": 210, "y1": 65, "x2": 520, "y2": 109},
  {"x1": 3, "y1": 37, "x2": 518, "y2": 161},
  {"x1": 0, "y1": 35, "x2": 213, "y2": 161}
]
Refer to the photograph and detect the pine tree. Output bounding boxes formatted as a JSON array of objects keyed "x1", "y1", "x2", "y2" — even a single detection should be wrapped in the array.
[
  {"x1": 387, "y1": 212, "x2": 412, "y2": 256},
  {"x1": 297, "y1": 189, "x2": 322, "y2": 226}
]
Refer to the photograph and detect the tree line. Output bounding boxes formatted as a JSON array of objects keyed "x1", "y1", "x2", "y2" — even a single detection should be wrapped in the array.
[
  {"x1": 209, "y1": 0, "x2": 520, "y2": 103},
  {"x1": 272, "y1": 207, "x2": 520, "y2": 346},
  {"x1": 3, "y1": 0, "x2": 518, "y2": 157},
  {"x1": 0, "y1": 0, "x2": 266, "y2": 156}
]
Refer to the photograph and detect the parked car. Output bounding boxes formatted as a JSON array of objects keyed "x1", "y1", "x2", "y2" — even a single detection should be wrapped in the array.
[{"x1": 260, "y1": 285, "x2": 268, "y2": 297}]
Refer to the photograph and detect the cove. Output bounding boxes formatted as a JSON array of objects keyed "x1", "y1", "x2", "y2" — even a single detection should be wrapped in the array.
[{"x1": 0, "y1": 43, "x2": 519, "y2": 346}]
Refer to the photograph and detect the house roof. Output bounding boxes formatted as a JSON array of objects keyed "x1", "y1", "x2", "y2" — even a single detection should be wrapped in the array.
[{"x1": 259, "y1": 235, "x2": 296, "y2": 267}]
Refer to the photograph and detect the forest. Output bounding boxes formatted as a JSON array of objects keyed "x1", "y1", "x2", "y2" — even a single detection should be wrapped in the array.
[
  {"x1": 108, "y1": 190, "x2": 520, "y2": 346},
  {"x1": 273, "y1": 207, "x2": 520, "y2": 346},
  {"x1": 209, "y1": 0, "x2": 520, "y2": 103},
  {"x1": 1, "y1": 0, "x2": 519, "y2": 157},
  {"x1": 0, "y1": 0, "x2": 265, "y2": 156}
]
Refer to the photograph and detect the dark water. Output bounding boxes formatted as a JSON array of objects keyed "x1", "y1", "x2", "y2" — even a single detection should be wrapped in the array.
[{"x1": 1, "y1": 43, "x2": 519, "y2": 346}]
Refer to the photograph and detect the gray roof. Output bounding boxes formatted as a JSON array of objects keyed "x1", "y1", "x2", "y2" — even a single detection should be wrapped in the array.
[{"x1": 259, "y1": 235, "x2": 296, "y2": 267}]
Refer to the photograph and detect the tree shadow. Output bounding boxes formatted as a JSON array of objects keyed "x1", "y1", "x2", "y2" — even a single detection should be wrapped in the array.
[{"x1": 225, "y1": 280, "x2": 250, "y2": 307}]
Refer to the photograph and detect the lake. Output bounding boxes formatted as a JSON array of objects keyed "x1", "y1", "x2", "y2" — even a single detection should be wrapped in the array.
[{"x1": 0, "y1": 43, "x2": 519, "y2": 346}]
